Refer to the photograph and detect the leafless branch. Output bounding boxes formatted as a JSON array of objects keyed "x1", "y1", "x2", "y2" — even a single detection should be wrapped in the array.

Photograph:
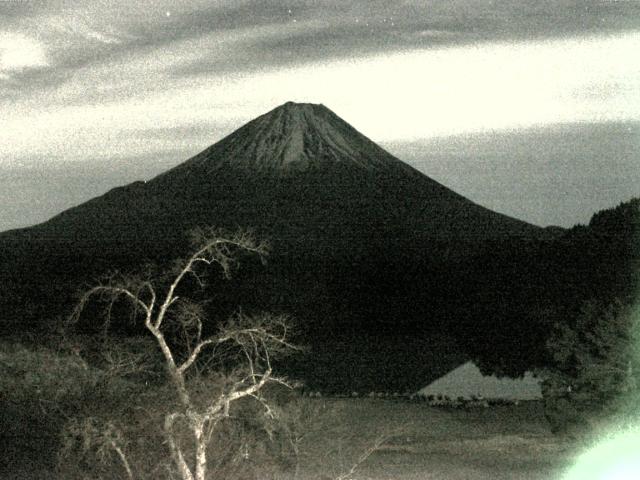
[{"x1": 334, "y1": 429, "x2": 402, "y2": 480}]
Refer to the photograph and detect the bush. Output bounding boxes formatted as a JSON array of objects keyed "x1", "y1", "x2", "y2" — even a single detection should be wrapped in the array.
[
  {"x1": 540, "y1": 300, "x2": 640, "y2": 435},
  {"x1": 57, "y1": 381, "x2": 302, "y2": 480},
  {"x1": 0, "y1": 337, "x2": 151, "y2": 476},
  {"x1": 0, "y1": 339, "x2": 97, "y2": 415}
]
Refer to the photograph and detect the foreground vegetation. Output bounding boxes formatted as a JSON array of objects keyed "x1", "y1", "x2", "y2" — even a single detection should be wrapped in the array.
[
  {"x1": 2, "y1": 205, "x2": 638, "y2": 478},
  {"x1": 0, "y1": 339, "x2": 575, "y2": 480},
  {"x1": 2, "y1": 301, "x2": 638, "y2": 479}
]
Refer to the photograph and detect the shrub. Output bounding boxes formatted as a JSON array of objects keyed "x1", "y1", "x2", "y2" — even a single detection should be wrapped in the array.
[
  {"x1": 540, "y1": 299, "x2": 640, "y2": 435},
  {"x1": 0, "y1": 339, "x2": 97, "y2": 414}
]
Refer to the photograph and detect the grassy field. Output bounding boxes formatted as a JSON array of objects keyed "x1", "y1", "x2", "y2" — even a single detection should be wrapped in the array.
[
  {"x1": 2, "y1": 395, "x2": 581, "y2": 480},
  {"x1": 1, "y1": 337, "x2": 580, "y2": 480},
  {"x1": 293, "y1": 398, "x2": 577, "y2": 480}
]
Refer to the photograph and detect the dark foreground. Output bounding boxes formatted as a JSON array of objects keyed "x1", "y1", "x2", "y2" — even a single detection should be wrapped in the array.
[
  {"x1": 2, "y1": 395, "x2": 581, "y2": 480},
  {"x1": 295, "y1": 399, "x2": 576, "y2": 480}
]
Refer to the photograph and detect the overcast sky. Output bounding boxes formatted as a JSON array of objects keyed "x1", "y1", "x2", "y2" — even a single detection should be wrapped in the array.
[{"x1": 1, "y1": 0, "x2": 639, "y2": 231}]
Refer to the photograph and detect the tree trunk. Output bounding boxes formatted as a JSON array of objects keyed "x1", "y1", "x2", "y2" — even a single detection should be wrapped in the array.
[
  {"x1": 165, "y1": 414, "x2": 195, "y2": 480},
  {"x1": 194, "y1": 423, "x2": 208, "y2": 480}
]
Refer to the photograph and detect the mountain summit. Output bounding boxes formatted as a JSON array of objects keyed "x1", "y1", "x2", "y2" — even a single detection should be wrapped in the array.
[{"x1": 162, "y1": 102, "x2": 406, "y2": 176}]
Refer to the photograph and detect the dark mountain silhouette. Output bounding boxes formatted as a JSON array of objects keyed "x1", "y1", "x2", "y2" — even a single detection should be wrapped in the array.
[
  {"x1": 13, "y1": 102, "x2": 539, "y2": 255},
  {"x1": 1, "y1": 102, "x2": 563, "y2": 391},
  {"x1": 453, "y1": 197, "x2": 639, "y2": 378}
]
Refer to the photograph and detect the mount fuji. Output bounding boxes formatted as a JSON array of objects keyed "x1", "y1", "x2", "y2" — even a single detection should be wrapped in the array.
[{"x1": 0, "y1": 102, "x2": 550, "y2": 390}]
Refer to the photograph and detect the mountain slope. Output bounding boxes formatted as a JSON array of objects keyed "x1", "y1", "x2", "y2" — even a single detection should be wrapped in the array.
[
  {"x1": 18, "y1": 102, "x2": 539, "y2": 257},
  {"x1": 162, "y1": 101, "x2": 407, "y2": 174}
]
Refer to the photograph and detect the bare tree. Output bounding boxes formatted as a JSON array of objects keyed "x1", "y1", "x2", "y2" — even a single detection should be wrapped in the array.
[
  {"x1": 60, "y1": 417, "x2": 134, "y2": 480},
  {"x1": 69, "y1": 227, "x2": 297, "y2": 480}
]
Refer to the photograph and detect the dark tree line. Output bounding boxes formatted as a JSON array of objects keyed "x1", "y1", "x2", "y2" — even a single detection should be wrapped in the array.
[{"x1": 0, "y1": 198, "x2": 637, "y2": 394}]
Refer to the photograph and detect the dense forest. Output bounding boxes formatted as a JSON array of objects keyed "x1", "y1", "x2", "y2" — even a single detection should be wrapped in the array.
[{"x1": 1, "y1": 197, "x2": 637, "y2": 392}]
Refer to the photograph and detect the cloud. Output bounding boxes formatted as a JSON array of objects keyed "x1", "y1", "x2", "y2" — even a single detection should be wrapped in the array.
[
  {"x1": 1, "y1": 0, "x2": 639, "y2": 165},
  {"x1": 0, "y1": 32, "x2": 48, "y2": 73},
  {"x1": 2, "y1": 31, "x2": 638, "y2": 169},
  {"x1": 3, "y1": 0, "x2": 640, "y2": 103},
  {"x1": 46, "y1": 14, "x2": 126, "y2": 45},
  {"x1": 170, "y1": 0, "x2": 640, "y2": 80}
]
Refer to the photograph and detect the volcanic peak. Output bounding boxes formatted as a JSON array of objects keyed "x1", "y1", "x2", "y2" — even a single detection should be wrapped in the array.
[{"x1": 169, "y1": 101, "x2": 404, "y2": 176}]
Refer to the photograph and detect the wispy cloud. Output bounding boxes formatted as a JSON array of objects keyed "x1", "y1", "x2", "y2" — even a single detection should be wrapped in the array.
[
  {"x1": 3, "y1": 0, "x2": 640, "y2": 101},
  {"x1": 45, "y1": 14, "x2": 126, "y2": 45},
  {"x1": 0, "y1": 32, "x2": 48, "y2": 73},
  {"x1": 1, "y1": 0, "x2": 639, "y2": 162},
  {"x1": 3, "y1": 31, "x2": 639, "y2": 168}
]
